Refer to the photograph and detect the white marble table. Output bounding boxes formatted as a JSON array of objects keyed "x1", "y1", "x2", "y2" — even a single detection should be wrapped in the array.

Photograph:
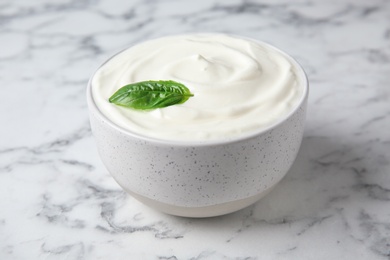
[{"x1": 1, "y1": 0, "x2": 390, "y2": 259}]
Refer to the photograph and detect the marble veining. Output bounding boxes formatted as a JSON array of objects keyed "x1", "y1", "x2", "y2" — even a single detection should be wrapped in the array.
[{"x1": 1, "y1": 0, "x2": 390, "y2": 259}]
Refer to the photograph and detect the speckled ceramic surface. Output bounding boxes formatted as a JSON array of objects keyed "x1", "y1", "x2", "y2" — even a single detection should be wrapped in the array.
[
  {"x1": 87, "y1": 36, "x2": 309, "y2": 217},
  {"x1": 89, "y1": 106, "x2": 307, "y2": 217}
]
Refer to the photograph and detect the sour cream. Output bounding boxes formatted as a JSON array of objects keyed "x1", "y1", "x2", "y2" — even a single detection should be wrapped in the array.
[{"x1": 91, "y1": 34, "x2": 304, "y2": 141}]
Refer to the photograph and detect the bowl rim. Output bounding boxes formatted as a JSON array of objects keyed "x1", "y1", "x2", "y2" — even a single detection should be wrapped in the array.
[{"x1": 86, "y1": 33, "x2": 309, "y2": 147}]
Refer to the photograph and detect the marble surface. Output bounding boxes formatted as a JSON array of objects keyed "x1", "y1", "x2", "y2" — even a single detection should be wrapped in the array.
[{"x1": 1, "y1": 0, "x2": 390, "y2": 259}]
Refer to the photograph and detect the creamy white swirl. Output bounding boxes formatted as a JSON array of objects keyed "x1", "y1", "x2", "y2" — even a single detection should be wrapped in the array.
[{"x1": 92, "y1": 34, "x2": 304, "y2": 141}]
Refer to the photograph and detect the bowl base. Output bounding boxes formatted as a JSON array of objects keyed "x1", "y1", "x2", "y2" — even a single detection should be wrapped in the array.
[{"x1": 124, "y1": 184, "x2": 277, "y2": 218}]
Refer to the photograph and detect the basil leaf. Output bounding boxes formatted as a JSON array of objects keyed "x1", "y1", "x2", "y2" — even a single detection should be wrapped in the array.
[{"x1": 108, "y1": 80, "x2": 194, "y2": 110}]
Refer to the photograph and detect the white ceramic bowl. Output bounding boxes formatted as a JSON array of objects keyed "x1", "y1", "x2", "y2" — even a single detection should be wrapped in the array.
[{"x1": 87, "y1": 35, "x2": 308, "y2": 218}]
